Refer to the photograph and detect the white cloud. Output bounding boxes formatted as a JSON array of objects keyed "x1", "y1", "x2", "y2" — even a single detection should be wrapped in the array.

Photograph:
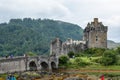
[
  {"x1": 101, "y1": 16, "x2": 120, "y2": 27},
  {"x1": 101, "y1": 16, "x2": 120, "y2": 42},
  {"x1": 0, "y1": 0, "x2": 72, "y2": 21},
  {"x1": 0, "y1": 0, "x2": 120, "y2": 42}
]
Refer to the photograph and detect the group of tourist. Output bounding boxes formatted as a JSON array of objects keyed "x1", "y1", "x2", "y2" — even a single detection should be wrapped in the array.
[
  {"x1": 6, "y1": 75, "x2": 16, "y2": 80},
  {"x1": 5, "y1": 55, "x2": 13, "y2": 59}
]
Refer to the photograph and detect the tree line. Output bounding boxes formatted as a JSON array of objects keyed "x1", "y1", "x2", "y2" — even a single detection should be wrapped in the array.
[{"x1": 0, "y1": 18, "x2": 83, "y2": 56}]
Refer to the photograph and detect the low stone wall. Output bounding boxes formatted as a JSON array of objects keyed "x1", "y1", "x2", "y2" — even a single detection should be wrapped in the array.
[
  {"x1": 0, "y1": 57, "x2": 26, "y2": 74},
  {"x1": 0, "y1": 56, "x2": 58, "y2": 74}
]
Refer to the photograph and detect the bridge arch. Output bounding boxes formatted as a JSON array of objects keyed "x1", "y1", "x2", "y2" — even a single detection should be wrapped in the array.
[
  {"x1": 51, "y1": 62, "x2": 56, "y2": 69},
  {"x1": 40, "y1": 62, "x2": 49, "y2": 71},
  {"x1": 29, "y1": 61, "x2": 37, "y2": 71}
]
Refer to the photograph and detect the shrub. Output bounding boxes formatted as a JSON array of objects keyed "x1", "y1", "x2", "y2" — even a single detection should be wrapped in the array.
[
  {"x1": 74, "y1": 57, "x2": 90, "y2": 67},
  {"x1": 84, "y1": 48, "x2": 106, "y2": 57},
  {"x1": 116, "y1": 47, "x2": 120, "y2": 54},
  {"x1": 68, "y1": 51, "x2": 75, "y2": 58},
  {"x1": 59, "y1": 55, "x2": 69, "y2": 65},
  {"x1": 92, "y1": 58, "x2": 101, "y2": 63},
  {"x1": 101, "y1": 50, "x2": 117, "y2": 66}
]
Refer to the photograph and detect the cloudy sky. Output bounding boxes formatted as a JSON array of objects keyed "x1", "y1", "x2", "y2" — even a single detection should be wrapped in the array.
[{"x1": 0, "y1": 0, "x2": 120, "y2": 42}]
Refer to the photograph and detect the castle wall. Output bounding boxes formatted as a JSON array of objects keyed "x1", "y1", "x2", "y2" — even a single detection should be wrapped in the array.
[
  {"x1": 62, "y1": 40, "x2": 86, "y2": 55},
  {"x1": 50, "y1": 38, "x2": 87, "y2": 57},
  {"x1": 0, "y1": 57, "x2": 26, "y2": 74}
]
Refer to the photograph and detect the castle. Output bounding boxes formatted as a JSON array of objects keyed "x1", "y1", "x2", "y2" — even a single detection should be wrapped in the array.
[{"x1": 50, "y1": 18, "x2": 108, "y2": 57}]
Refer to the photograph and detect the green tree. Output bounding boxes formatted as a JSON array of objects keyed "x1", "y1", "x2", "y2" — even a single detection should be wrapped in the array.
[
  {"x1": 0, "y1": 18, "x2": 83, "y2": 56},
  {"x1": 59, "y1": 55, "x2": 69, "y2": 65},
  {"x1": 68, "y1": 51, "x2": 75, "y2": 58},
  {"x1": 84, "y1": 48, "x2": 105, "y2": 56},
  {"x1": 101, "y1": 50, "x2": 117, "y2": 66},
  {"x1": 116, "y1": 47, "x2": 120, "y2": 54}
]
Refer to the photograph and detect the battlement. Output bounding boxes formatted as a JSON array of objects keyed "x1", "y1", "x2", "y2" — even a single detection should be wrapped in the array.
[
  {"x1": 89, "y1": 18, "x2": 103, "y2": 27},
  {"x1": 94, "y1": 18, "x2": 98, "y2": 27},
  {"x1": 94, "y1": 18, "x2": 98, "y2": 23},
  {"x1": 84, "y1": 18, "x2": 108, "y2": 32}
]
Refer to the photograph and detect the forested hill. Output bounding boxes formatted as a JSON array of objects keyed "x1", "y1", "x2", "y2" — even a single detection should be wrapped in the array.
[{"x1": 0, "y1": 18, "x2": 83, "y2": 56}]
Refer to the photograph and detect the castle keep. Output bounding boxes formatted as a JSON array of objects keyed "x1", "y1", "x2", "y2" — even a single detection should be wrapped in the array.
[
  {"x1": 50, "y1": 18, "x2": 108, "y2": 57},
  {"x1": 84, "y1": 18, "x2": 108, "y2": 48}
]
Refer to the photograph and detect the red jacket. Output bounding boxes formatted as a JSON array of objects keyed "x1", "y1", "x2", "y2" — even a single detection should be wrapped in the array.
[{"x1": 100, "y1": 75, "x2": 104, "y2": 80}]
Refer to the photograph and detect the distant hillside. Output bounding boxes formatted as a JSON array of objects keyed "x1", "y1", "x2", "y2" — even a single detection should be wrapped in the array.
[
  {"x1": 107, "y1": 40, "x2": 120, "y2": 49},
  {"x1": 0, "y1": 18, "x2": 83, "y2": 56}
]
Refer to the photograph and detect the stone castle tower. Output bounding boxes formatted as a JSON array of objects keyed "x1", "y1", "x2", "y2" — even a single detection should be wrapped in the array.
[
  {"x1": 83, "y1": 18, "x2": 108, "y2": 48},
  {"x1": 50, "y1": 18, "x2": 108, "y2": 57},
  {"x1": 50, "y1": 38, "x2": 62, "y2": 56}
]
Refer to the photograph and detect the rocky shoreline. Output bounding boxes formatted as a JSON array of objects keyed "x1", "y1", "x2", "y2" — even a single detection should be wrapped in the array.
[
  {"x1": 1, "y1": 69, "x2": 120, "y2": 80},
  {"x1": 15, "y1": 71, "x2": 119, "y2": 80}
]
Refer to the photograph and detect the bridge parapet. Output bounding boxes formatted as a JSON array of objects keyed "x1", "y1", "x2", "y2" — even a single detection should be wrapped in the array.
[
  {"x1": 0, "y1": 56, "x2": 25, "y2": 60},
  {"x1": 0, "y1": 56, "x2": 26, "y2": 62}
]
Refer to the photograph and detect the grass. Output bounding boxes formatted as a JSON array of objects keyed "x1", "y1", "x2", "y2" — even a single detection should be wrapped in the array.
[
  {"x1": 84, "y1": 65, "x2": 120, "y2": 70},
  {"x1": 70, "y1": 56, "x2": 101, "y2": 62},
  {"x1": 66, "y1": 56, "x2": 120, "y2": 71}
]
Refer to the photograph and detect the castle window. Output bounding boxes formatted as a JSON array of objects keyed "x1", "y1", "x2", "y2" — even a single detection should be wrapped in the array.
[
  {"x1": 96, "y1": 36, "x2": 98, "y2": 41},
  {"x1": 96, "y1": 38, "x2": 98, "y2": 41}
]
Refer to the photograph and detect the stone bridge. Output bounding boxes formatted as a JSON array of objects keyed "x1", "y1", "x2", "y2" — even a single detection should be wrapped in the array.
[{"x1": 0, "y1": 56, "x2": 58, "y2": 74}]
